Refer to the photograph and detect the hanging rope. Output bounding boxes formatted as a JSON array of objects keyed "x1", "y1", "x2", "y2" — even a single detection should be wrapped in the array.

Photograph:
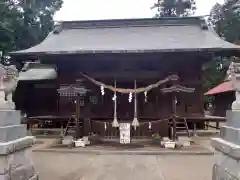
[
  {"x1": 112, "y1": 80, "x2": 119, "y2": 127},
  {"x1": 80, "y1": 73, "x2": 178, "y2": 94},
  {"x1": 132, "y1": 80, "x2": 139, "y2": 129},
  {"x1": 91, "y1": 116, "x2": 171, "y2": 126}
]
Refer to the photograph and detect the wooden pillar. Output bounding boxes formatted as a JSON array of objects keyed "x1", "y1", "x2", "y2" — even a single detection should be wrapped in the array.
[
  {"x1": 161, "y1": 75, "x2": 195, "y2": 141},
  {"x1": 171, "y1": 76, "x2": 178, "y2": 141},
  {"x1": 193, "y1": 122, "x2": 197, "y2": 136},
  {"x1": 83, "y1": 118, "x2": 91, "y2": 136},
  {"x1": 75, "y1": 94, "x2": 81, "y2": 139},
  {"x1": 216, "y1": 121, "x2": 220, "y2": 129},
  {"x1": 172, "y1": 92, "x2": 177, "y2": 141}
]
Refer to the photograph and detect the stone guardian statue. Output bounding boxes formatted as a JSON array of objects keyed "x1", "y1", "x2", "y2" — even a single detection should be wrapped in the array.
[
  {"x1": 231, "y1": 60, "x2": 240, "y2": 110},
  {"x1": 0, "y1": 64, "x2": 19, "y2": 110}
]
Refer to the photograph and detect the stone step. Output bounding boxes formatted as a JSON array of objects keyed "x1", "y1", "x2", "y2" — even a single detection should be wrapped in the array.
[
  {"x1": 0, "y1": 147, "x2": 33, "y2": 174},
  {"x1": 226, "y1": 110, "x2": 240, "y2": 128},
  {"x1": 0, "y1": 136, "x2": 35, "y2": 155},
  {"x1": 220, "y1": 125, "x2": 240, "y2": 145},
  {"x1": 0, "y1": 110, "x2": 20, "y2": 126},
  {"x1": 213, "y1": 150, "x2": 240, "y2": 179},
  {"x1": 0, "y1": 164, "x2": 35, "y2": 180},
  {"x1": 0, "y1": 125, "x2": 26, "y2": 143},
  {"x1": 211, "y1": 137, "x2": 240, "y2": 159}
]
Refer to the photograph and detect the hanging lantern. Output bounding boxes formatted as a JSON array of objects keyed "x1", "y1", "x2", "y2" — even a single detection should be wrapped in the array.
[
  {"x1": 112, "y1": 81, "x2": 119, "y2": 127},
  {"x1": 132, "y1": 80, "x2": 139, "y2": 130},
  {"x1": 148, "y1": 122, "x2": 152, "y2": 130},
  {"x1": 144, "y1": 91, "x2": 148, "y2": 102}
]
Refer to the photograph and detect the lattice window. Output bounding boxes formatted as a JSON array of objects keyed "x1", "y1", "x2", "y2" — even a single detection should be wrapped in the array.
[
  {"x1": 90, "y1": 96, "x2": 98, "y2": 104},
  {"x1": 79, "y1": 100, "x2": 85, "y2": 106},
  {"x1": 59, "y1": 92, "x2": 78, "y2": 97}
]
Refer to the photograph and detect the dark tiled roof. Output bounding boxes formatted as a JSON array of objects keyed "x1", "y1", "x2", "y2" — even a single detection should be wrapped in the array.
[{"x1": 10, "y1": 17, "x2": 240, "y2": 55}]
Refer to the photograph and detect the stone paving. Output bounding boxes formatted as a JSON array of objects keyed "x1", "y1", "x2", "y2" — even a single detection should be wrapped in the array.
[{"x1": 33, "y1": 152, "x2": 214, "y2": 180}]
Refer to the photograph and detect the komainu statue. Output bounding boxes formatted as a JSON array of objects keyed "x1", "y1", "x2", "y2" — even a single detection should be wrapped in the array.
[{"x1": 0, "y1": 64, "x2": 19, "y2": 109}]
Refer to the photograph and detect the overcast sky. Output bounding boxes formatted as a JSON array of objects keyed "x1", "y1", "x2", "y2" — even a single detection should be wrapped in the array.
[{"x1": 54, "y1": 0, "x2": 225, "y2": 21}]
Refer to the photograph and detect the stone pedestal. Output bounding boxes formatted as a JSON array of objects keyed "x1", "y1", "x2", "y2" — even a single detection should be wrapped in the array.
[
  {"x1": 0, "y1": 110, "x2": 38, "y2": 180},
  {"x1": 212, "y1": 110, "x2": 240, "y2": 180}
]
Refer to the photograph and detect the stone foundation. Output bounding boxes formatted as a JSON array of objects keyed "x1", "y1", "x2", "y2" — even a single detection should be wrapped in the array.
[
  {"x1": 0, "y1": 110, "x2": 38, "y2": 180},
  {"x1": 212, "y1": 110, "x2": 240, "y2": 180}
]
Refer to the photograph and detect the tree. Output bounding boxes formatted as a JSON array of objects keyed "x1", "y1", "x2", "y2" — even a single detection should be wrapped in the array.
[
  {"x1": 14, "y1": 0, "x2": 63, "y2": 50},
  {"x1": 152, "y1": 0, "x2": 196, "y2": 17},
  {"x1": 203, "y1": 0, "x2": 240, "y2": 103},
  {"x1": 0, "y1": 1, "x2": 18, "y2": 55},
  {"x1": 209, "y1": 0, "x2": 240, "y2": 43},
  {"x1": 206, "y1": 0, "x2": 240, "y2": 86},
  {"x1": 0, "y1": 0, "x2": 63, "y2": 62}
]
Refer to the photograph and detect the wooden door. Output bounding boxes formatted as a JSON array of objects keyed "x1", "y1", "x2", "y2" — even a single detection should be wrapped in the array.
[{"x1": 118, "y1": 93, "x2": 134, "y2": 119}]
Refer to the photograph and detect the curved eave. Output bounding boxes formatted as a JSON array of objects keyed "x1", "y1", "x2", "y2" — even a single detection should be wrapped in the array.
[
  {"x1": 10, "y1": 47, "x2": 240, "y2": 57},
  {"x1": 18, "y1": 67, "x2": 57, "y2": 81}
]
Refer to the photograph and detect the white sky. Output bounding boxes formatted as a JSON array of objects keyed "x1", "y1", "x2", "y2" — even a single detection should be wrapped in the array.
[{"x1": 54, "y1": 0, "x2": 225, "y2": 21}]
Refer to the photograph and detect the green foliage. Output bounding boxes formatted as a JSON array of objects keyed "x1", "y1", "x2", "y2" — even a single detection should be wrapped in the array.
[
  {"x1": 209, "y1": 0, "x2": 240, "y2": 43},
  {"x1": 0, "y1": 0, "x2": 63, "y2": 61},
  {"x1": 203, "y1": 0, "x2": 240, "y2": 103},
  {"x1": 204, "y1": 0, "x2": 240, "y2": 100},
  {"x1": 152, "y1": 0, "x2": 196, "y2": 17},
  {"x1": 202, "y1": 57, "x2": 230, "y2": 103}
]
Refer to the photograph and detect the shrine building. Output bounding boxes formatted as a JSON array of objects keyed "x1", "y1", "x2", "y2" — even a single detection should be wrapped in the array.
[{"x1": 10, "y1": 16, "x2": 240, "y2": 140}]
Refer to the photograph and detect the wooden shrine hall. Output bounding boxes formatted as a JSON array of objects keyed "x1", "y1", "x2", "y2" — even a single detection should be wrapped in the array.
[{"x1": 10, "y1": 16, "x2": 240, "y2": 140}]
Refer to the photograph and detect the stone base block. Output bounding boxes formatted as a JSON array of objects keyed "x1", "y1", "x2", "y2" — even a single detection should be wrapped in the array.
[
  {"x1": 0, "y1": 164, "x2": 35, "y2": 180},
  {"x1": 62, "y1": 136, "x2": 73, "y2": 145},
  {"x1": 0, "y1": 110, "x2": 20, "y2": 127},
  {"x1": 0, "y1": 136, "x2": 35, "y2": 155},
  {"x1": 29, "y1": 174, "x2": 39, "y2": 180},
  {"x1": 0, "y1": 147, "x2": 34, "y2": 174},
  {"x1": 176, "y1": 137, "x2": 191, "y2": 147},
  {"x1": 212, "y1": 163, "x2": 240, "y2": 180},
  {"x1": 213, "y1": 150, "x2": 240, "y2": 178},
  {"x1": 220, "y1": 126, "x2": 240, "y2": 145},
  {"x1": 212, "y1": 110, "x2": 240, "y2": 180},
  {"x1": 211, "y1": 138, "x2": 240, "y2": 159},
  {"x1": 226, "y1": 110, "x2": 240, "y2": 128},
  {"x1": 0, "y1": 125, "x2": 26, "y2": 143}
]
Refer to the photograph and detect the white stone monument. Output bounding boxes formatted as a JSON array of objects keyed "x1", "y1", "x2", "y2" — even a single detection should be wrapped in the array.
[
  {"x1": 212, "y1": 60, "x2": 240, "y2": 180},
  {"x1": 119, "y1": 123, "x2": 130, "y2": 144},
  {"x1": 0, "y1": 64, "x2": 38, "y2": 180}
]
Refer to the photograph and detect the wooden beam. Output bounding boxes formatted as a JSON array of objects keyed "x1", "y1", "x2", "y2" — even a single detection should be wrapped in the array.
[
  {"x1": 77, "y1": 71, "x2": 201, "y2": 82},
  {"x1": 79, "y1": 71, "x2": 163, "y2": 79}
]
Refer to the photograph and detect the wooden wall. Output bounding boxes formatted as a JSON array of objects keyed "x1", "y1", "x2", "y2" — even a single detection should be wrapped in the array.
[
  {"x1": 14, "y1": 80, "x2": 58, "y2": 116},
  {"x1": 56, "y1": 71, "x2": 203, "y2": 119},
  {"x1": 14, "y1": 52, "x2": 208, "y2": 137},
  {"x1": 213, "y1": 92, "x2": 234, "y2": 117}
]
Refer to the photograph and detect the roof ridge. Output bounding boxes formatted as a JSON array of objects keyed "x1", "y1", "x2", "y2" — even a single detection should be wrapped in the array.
[
  {"x1": 54, "y1": 16, "x2": 206, "y2": 31},
  {"x1": 56, "y1": 16, "x2": 204, "y2": 23}
]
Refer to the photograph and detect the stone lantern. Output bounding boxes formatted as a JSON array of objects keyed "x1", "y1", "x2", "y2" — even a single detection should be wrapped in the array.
[
  {"x1": 212, "y1": 59, "x2": 240, "y2": 180},
  {"x1": 0, "y1": 64, "x2": 38, "y2": 179}
]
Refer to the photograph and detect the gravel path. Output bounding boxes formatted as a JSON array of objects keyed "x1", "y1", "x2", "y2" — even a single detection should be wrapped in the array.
[{"x1": 33, "y1": 152, "x2": 214, "y2": 180}]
